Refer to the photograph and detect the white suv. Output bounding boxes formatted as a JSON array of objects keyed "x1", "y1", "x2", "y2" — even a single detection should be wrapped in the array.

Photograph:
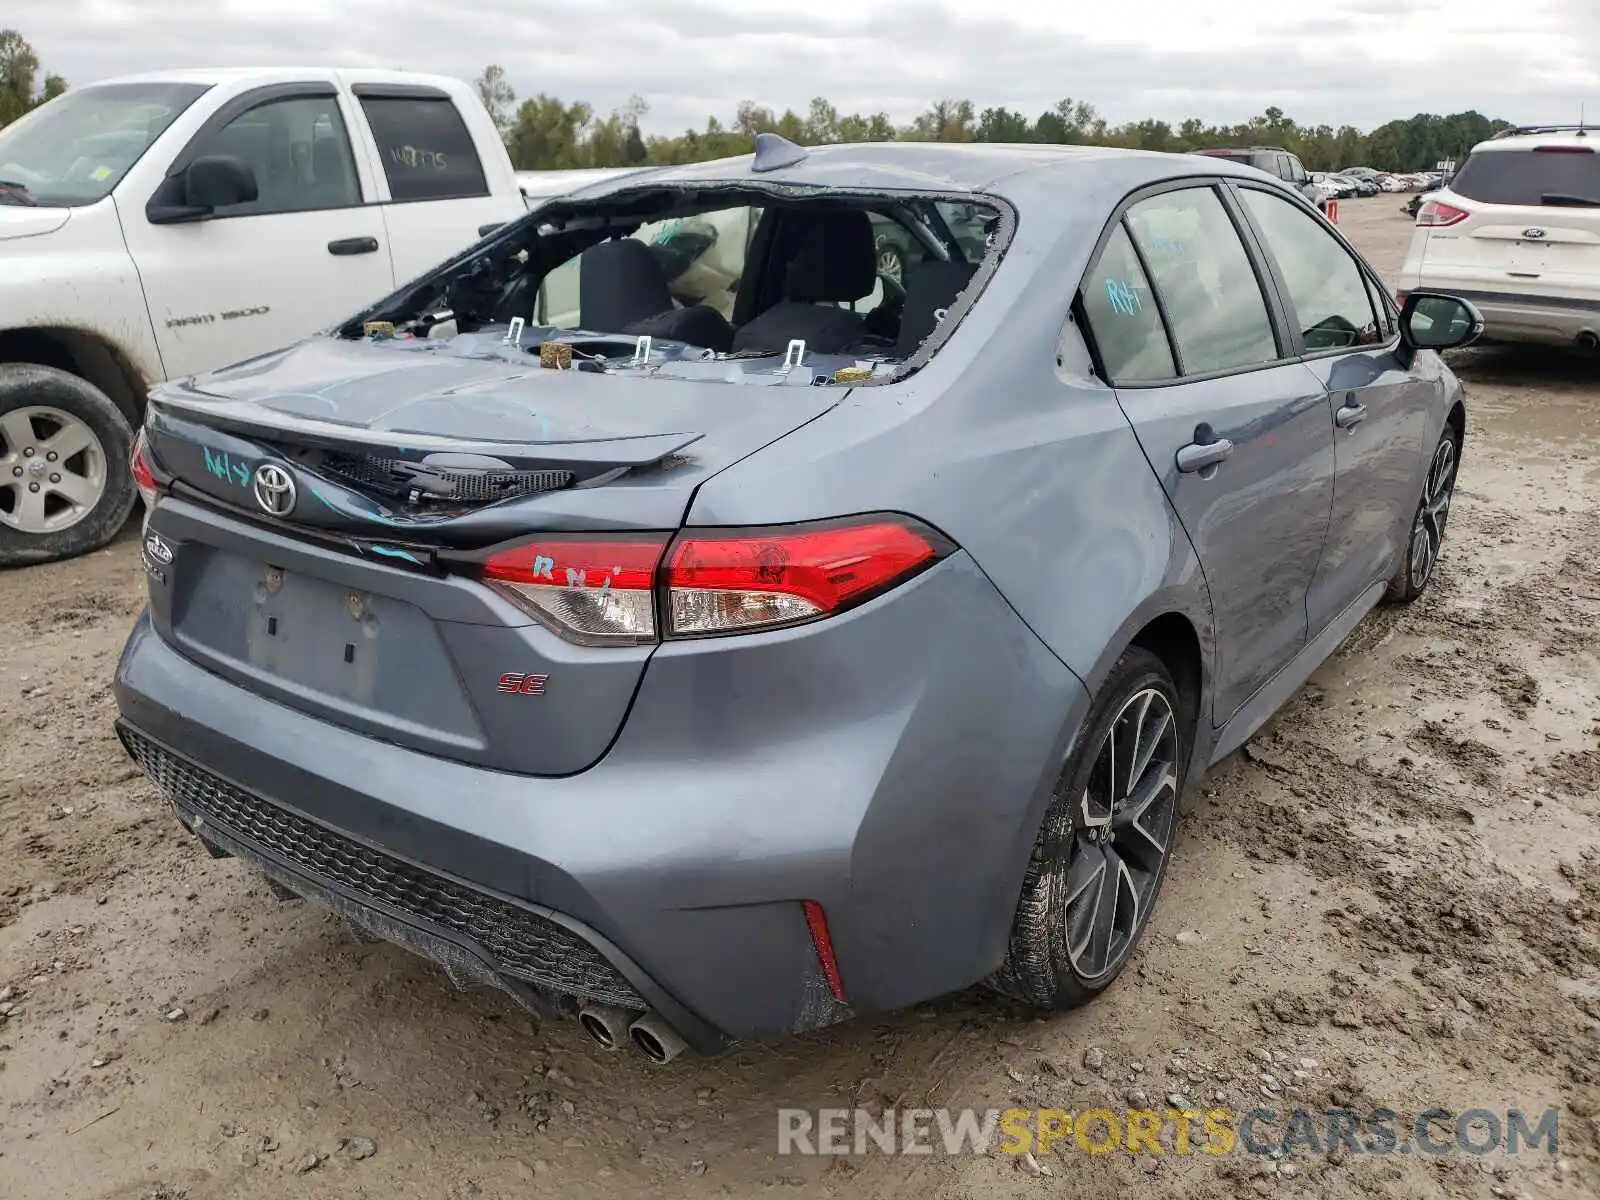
[{"x1": 1397, "y1": 126, "x2": 1600, "y2": 351}]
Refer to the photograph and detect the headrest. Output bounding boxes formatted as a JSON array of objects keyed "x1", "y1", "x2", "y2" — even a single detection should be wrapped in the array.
[
  {"x1": 784, "y1": 211, "x2": 876, "y2": 303},
  {"x1": 578, "y1": 238, "x2": 674, "y2": 332}
]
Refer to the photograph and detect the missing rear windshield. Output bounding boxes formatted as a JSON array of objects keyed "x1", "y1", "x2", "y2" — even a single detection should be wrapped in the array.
[
  {"x1": 344, "y1": 186, "x2": 1007, "y2": 384},
  {"x1": 1449, "y1": 147, "x2": 1600, "y2": 207}
]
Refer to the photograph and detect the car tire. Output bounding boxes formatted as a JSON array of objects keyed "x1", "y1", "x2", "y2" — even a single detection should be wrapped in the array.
[
  {"x1": 989, "y1": 646, "x2": 1189, "y2": 1010},
  {"x1": 0, "y1": 363, "x2": 137, "y2": 569},
  {"x1": 1385, "y1": 422, "x2": 1460, "y2": 605}
]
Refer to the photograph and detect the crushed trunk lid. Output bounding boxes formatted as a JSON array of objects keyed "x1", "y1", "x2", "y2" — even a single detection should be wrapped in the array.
[{"x1": 146, "y1": 334, "x2": 843, "y2": 541}]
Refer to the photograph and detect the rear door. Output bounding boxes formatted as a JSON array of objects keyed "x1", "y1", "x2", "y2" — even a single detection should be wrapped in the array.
[
  {"x1": 1421, "y1": 144, "x2": 1600, "y2": 300},
  {"x1": 1233, "y1": 183, "x2": 1428, "y2": 631},
  {"x1": 1079, "y1": 182, "x2": 1336, "y2": 726},
  {"x1": 346, "y1": 80, "x2": 520, "y2": 285},
  {"x1": 122, "y1": 81, "x2": 395, "y2": 380}
]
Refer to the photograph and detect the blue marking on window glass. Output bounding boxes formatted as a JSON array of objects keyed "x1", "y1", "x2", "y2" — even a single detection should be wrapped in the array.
[{"x1": 1105, "y1": 278, "x2": 1143, "y2": 316}]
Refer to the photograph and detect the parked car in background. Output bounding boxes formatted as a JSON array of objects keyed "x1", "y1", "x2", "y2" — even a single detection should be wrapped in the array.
[
  {"x1": 1191, "y1": 146, "x2": 1330, "y2": 211},
  {"x1": 1333, "y1": 170, "x2": 1381, "y2": 198},
  {"x1": 1312, "y1": 172, "x2": 1357, "y2": 200},
  {"x1": 115, "y1": 135, "x2": 1482, "y2": 1060},
  {"x1": 0, "y1": 67, "x2": 529, "y2": 566},
  {"x1": 1398, "y1": 125, "x2": 1600, "y2": 351}
]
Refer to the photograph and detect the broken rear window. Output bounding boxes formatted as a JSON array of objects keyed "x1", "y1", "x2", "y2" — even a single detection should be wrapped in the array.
[{"x1": 347, "y1": 188, "x2": 1007, "y2": 385}]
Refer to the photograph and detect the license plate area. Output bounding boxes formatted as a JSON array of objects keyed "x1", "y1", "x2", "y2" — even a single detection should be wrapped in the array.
[
  {"x1": 168, "y1": 546, "x2": 484, "y2": 748},
  {"x1": 248, "y1": 564, "x2": 385, "y2": 704}
]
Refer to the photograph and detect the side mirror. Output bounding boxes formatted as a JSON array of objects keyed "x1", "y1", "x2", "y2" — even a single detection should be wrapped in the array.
[
  {"x1": 1399, "y1": 292, "x2": 1484, "y2": 362},
  {"x1": 183, "y1": 155, "x2": 258, "y2": 209},
  {"x1": 146, "y1": 155, "x2": 258, "y2": 224}
]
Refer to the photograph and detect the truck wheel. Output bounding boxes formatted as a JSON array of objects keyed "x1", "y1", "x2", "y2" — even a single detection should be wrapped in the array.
[{"x1": 0, "y1": 364, "x2": 137, "y2": 568}]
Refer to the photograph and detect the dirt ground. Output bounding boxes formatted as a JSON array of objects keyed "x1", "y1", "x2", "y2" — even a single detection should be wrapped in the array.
[{"x1": 1, "y1": 195, "x2": 1597, "y2": 1200}]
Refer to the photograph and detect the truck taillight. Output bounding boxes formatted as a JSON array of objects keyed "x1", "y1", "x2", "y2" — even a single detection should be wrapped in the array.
[
  {"x1": 1417, "y1": 200, "x2": 1469, "y2": 227},
  {"x1": 473, "y1": 515, "x2": 954, "y2": 644}
]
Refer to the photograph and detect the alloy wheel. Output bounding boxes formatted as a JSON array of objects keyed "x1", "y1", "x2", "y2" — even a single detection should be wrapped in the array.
[
  {"x1": 877, "y1": 247, "x2": 904, "y2": 283},
  {"x1": 1063, "y1": 687, "x2": 1180, "y2": 981},
  {"x1": 1409, "y1": 436, "x2": 1457, "y2": 589},
  {"x1": 0, "y1": 406, "x2": 109, "y2": 535}
]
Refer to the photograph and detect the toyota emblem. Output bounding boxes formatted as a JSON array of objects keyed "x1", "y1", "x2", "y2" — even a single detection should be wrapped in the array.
[
  {"x1": 252, "y1": 463, "x2": 297, "y2": 517},
  {"x1": 1522, "y1": 227, "x2": 1547, "y2": 240}
]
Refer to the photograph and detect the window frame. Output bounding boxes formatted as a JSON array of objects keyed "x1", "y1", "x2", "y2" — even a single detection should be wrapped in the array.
[
  {"x1": 1074, "y1": 176, "x2": 1297, "y2": 390},
  {"x1": 146, "y1": 82, "x2": 370, "y2": 223},
  {"x1": 1226, "y1": 180, "x2": 1399, "y2": 363},
  {"x1": 353, "y1": 85, "x2": 490, "y2": 205}
]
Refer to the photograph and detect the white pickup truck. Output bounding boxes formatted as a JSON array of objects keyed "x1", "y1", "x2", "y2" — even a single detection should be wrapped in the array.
[{"x1": 0, "y1": 67, "x2": 530, "y2": 565}]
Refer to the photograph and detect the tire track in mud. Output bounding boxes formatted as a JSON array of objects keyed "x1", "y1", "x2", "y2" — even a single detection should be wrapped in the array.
[{"x1": 1210, "y1": 478, "x2": 1600, "y2": 1180}]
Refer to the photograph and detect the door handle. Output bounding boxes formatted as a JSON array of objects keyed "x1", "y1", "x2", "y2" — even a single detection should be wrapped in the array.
[
  {"x1": 1335, "y1": 402, "x2": 1368, "y2": 430},
  {"x1": 478, "y1": 221, "x2": 505, "y2": 237},
  {"x1": 327, "y1": 237, "x2": 380, "y2": 256},
  {"x1": 1175, "y1": 435, "x2": 1235, "y2": 474}
]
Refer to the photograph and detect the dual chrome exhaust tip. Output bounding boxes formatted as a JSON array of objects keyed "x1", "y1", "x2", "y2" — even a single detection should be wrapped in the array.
[{"x1": 577, "y1": 1004, "x2": 687, "y2": 1064}]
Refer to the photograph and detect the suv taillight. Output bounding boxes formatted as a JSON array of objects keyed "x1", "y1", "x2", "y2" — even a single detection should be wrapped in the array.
[
  {"x1": 1417, "y1": 200, "x2": 1469, "y2": 227},
  {"x1": 475, "y1": 515, "x2": 953, "y2": 644}
]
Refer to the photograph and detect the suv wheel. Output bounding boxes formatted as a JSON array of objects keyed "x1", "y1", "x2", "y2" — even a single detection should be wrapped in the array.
[
  {"x1": 989, "y1": 647, "x2": 1189, "y2": 1009},
  {"x1": 0, "y1": 364, "x2": 137, "y2": 568}
]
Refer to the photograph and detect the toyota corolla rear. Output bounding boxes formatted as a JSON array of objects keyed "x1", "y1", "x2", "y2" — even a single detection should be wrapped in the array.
[{"x1": 112, "y1": 175, "x2": 1089, "y2": 1055}]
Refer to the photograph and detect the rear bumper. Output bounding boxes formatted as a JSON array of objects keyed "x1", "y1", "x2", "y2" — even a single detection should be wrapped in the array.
[{"x1": 113, "y1": 552, "x2": 1090, "y2": 1048}]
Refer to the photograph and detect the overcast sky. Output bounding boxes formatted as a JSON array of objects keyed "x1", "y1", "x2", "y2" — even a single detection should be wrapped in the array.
[{"x1": 10, "y1": 0, "x2": 1600, "y2": 134}]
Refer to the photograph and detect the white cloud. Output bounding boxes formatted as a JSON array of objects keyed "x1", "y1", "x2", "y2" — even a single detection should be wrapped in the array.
[{"x1": 8, "y1": 0, "x2": 1600, "y2": 133}]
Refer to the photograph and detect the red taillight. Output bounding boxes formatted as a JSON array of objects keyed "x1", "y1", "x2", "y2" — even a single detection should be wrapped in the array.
[
  {"x1": 480, "y1": 533, "x2": 668, "y2": 644},
  {"x1": 662, "y1": 516, "x2": 948, "y2": 637},
  {"x1": 130, "y1": 428, "x2": 159, "y2": 510},
  {"x1": 802, "y1": 900, "x2": 846, "y2": 1003},
  {"x1": 1417, "y1": 200, "x2": 1469, "y2": 227},
  {"x1": 471, "y1": 515, "x2": 951, "y2": 644},
  {"x1": 1532, "y1": 145, "x2": 1595, "y2": 154}
]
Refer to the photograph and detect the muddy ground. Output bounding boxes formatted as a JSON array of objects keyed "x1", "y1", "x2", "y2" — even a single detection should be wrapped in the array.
[{"x1": 1, "y1": 196, "x2": 1597, "y2": 1200}]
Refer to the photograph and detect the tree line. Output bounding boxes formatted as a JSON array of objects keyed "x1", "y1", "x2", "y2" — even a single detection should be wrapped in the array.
[
  {"x1": 0, "y1": 31, "x2": 1509, "y2": 177},
  {"x1": 478, "y1": 69, "x2": 1508, "y2": 176}
]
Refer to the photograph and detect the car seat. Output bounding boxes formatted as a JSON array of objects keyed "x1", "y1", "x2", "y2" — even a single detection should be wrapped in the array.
[
  {"x1": 731, "y1": 211, "x2": 877, "y2": 355},
  {"x1": 577, "y1": 238, "x2": 734, "y2": 352}
]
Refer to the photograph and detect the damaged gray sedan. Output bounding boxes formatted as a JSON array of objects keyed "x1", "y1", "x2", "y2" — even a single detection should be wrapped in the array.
[{"x1": 113, "y1": 134, "x2": 1482, "y2": 1060}]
